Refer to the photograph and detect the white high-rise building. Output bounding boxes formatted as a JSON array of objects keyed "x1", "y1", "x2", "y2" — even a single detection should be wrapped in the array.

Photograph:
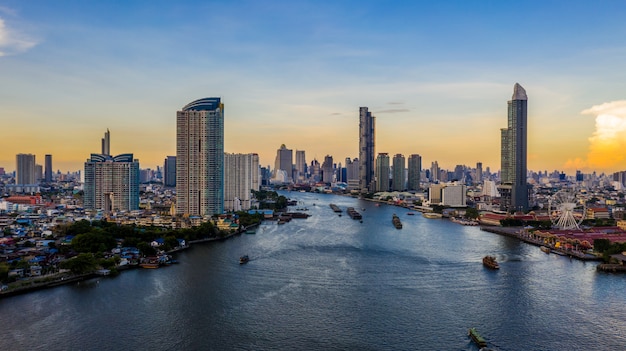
[
  {"x1": 16, "y1": 153, "x2": 36, "y2": 185},
  {"x1": 224, "y1": 153, "x2": 259, "y2": 211},
  {"x1": 176, "y1": 98, "x2": 224, "y2": 216},
  {"x1": 295, "y1": 150, "x2": 306, "y2": 182}
]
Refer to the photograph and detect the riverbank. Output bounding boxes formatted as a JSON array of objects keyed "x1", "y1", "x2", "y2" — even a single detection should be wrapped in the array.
[
  {"x1": 480, "y1": 226, "x2": 601, "y2": 261},
  {"x1": 1, "y1": 221, "x2": 263, "y2": 299}
]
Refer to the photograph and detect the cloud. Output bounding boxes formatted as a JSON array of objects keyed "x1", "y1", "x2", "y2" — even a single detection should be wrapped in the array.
[
  {"x1": 0, "y1": 16, "x2": 38, "y2": 56},
  {"x1": 566, "y1": 100, "x2": 626, "y2": 172}
]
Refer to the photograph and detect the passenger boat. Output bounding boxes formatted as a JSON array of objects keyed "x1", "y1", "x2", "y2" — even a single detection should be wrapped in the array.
[
  {"x1": 239, "y1": 255, "x2": 249, "y2": 264},
  {"x1": 540, "y1": 246, "x2": 550, "y2": 254},
  {"x1": 468, "y1": 327, "x2": 487, "y2": 348},
  {"x1": 482, "y1": 255, "x2": 499, "y2": 269}
]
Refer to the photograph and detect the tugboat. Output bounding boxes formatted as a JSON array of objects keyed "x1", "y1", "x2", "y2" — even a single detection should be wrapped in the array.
[
  {"x1": 239, "y1": 255, "x2": 249, "y2": 264},
  {"x1": 468, "y1": 327, "x2": 488, "y2": 348},
  {"x1": 482, "y1": 255, "x2": 499, "y2": 269}
]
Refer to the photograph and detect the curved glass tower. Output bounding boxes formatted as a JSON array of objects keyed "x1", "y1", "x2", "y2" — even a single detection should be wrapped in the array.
[{"x1": 176, "y1": 97, "x2": 224, "y2": 216}]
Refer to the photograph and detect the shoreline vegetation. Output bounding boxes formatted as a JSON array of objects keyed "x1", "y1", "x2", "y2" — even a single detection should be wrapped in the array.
[{"x1": 0, "y1": 224, "x2": 257, "y2": 299}]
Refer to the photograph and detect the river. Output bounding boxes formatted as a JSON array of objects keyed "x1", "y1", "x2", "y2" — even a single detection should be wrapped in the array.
[{"x1": 1, "y1": 191, "x2": 625, "y2": 350}]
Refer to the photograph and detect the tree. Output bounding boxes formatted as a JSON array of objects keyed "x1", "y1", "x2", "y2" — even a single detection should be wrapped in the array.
[
  {"x1": 464, "y1": 208, "x2": 479, "y2": 219},
  {"x1": 59, "y1": 253, "x2": 98, "y2": 275}
]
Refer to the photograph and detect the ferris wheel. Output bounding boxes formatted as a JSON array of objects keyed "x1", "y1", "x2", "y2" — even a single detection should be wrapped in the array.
[{"x1": 548, "y1": 188, "x2": 586, "y2": 230}]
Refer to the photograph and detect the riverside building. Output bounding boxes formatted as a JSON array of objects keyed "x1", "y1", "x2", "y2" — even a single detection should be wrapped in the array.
[
  {"x1": 499, "y1": 83, "x2": 530, "y2": 212},
  {"x1": 224, "y1": 153, "x2": 259, "y2": 211},
  {"x1": 83, "y1": 130, "x2": 139, "y2": 212},
  {"x1": 359, "y1": 107, "x2": 376, "y2": 192},
  {"x1": 176, "y1": 97, "x2": 224, "y2": 216}
]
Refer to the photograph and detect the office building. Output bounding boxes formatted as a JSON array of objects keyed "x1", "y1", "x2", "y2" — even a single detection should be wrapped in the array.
[
  {"x1": 375, "y1": 153, "x2": 390, "y2": 192},
  {"x1": 16, "y1": 153, "x2": 36, "y2": 185},
  {"x1": 274, "y1": 144, "x2": 293, "y2": 183},
  {"x1": 224, "y1": 153, "x2": 259, "y2": 211},
  {"x1": 407, "y1": 154, "x2": 422, "y2": 191},
  {"x1": 359, "y1": 107, "x2": 375, "y2": 192},
  {"x1": 322, "y1": 155, "x2": 334, "y2": 183},
  {"x1": 176, "y1": 97, "x2": 224, "y2": 216},
  {"x1": 44, "y1": 154, "x2": 53, "y2": 183},
  {"x1": 164, "y1": 156, "x2": 176, "y2": 187},
  {"x1": 102, "y1": 129, "x2": 110, "y2": 155},
  {"x1": 476, "y1": 162, "x2": 483, "y2": 185},
  {"x1": 430, "y1": 161, "x2": 440, "y2": 183},
  {"x1": 84, "y1": 130, "x2": 139, "y2": 211},
  {"x1": 500, "y1": 83, "x2": 529, "y2": 212},
  {"x1": 442, "y1": 184, "x2": 467, "y2": 207},
  {"x1": 295, "y1": 150, "x2": 306, "y2": 182},
  {"x1": 392, "y1": 154, "x2": 405, "y2": 191}
]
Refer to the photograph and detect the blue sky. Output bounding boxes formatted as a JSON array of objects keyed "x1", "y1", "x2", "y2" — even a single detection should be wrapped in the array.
[{"x1": 2, "y1": 1, "x2": 626, "y2": 174}]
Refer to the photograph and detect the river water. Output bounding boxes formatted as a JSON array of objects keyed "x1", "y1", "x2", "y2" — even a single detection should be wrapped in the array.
[{"x1": 1, "y1": 191, "x2": 625, "y2": 350}]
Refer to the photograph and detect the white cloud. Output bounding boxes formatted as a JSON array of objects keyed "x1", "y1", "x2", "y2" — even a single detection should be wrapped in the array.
[
  {"x1": 0, "y1": 16, "x2": 38, "y2": 56},
  {"x1": 565, "y1": 100, "x2": 626, "y2": 171}
]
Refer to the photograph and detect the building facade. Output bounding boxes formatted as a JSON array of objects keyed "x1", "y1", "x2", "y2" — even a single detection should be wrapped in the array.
[
  {"x1": 224, "y1": 153, "x2": 259, "y2": 211},
  {"x1": 164, "y1": 156, "x2": 176, "y2": 187},
  {"x1": 500, "y1": 83, "x2": 529, "y2": 212},
  {"x1": 295, "y1": 150, "x2": 306, "y2": 182},
  {"x1": 322, "y1": 155, "x2": 334, "y2": 183},
  {"x1": 359, "y1": 107, "x2": 375, "y2": 192},
  {"x1": 407, "y1": 154, "x2": 422, "y2": 191},
  {"x1": 392, "y1": 154, "x2": 405, "y2": 191},
  {"x1": 44, "y1": 154, "x2": 53, "y2": 183},
  {"x1": 84, "y1": 153, "x2": 140, "y2": 212},
  {"x1": 274, "y1": 144, "x2": 293, "y2": 183},
  {"x1": 176, "y1": 97, "x2": 224, "y2": 216},
  {"x1": 16, "y1": 154, "x2": 36, "y2": 185},
  {"x1": 375, "y1": 153, "x2": 390, "y2": 192}
]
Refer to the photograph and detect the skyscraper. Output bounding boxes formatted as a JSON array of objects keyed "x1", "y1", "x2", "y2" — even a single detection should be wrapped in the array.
[
  {"x1": 430, "y1": 161, "x2": 440, "y2": 183},
  {"x1": 407, "y1": 154, "x2": 422, "y2": 191},
  {"x1": 102, "y1": 129, "x2": 110, "y2": 156},
  {"x1": 84, "y1": 130, "x2": 139, "y2": 212},
  {"x1": 322, "y1": 155, "x2": 334, "y2": 183},
  {"x1": 475, "y1": 162, "x2": 483, "y2": 185},
  {"x1": 500, "y1": 83, "x2": 529, "y2": 212},
  {"x1": 392, "y1": 154, "x2": 405, "y2": 191},
  {"x1": 274, "y1": 144, "x2": 293, "y2": 183},
  {"x1": 176, "y1": 97, "x2": 224, "y2": 216},
  {"x1": 295, "y1": 150, "x2": 306, "y2": 182},
  {"x1": 375, "y1": 153, "x2": 390, "y2": 192},
  {"x1": 16, "y1": 153, "x2": 36, "y2": 185},
  {"x1": 359, "y1": 107, "x2": 375, "y2": 192},
  {"x1": 224, "y1": 153, "x2": 259, "y2": 211},
  {"x1": 164, "y1": 156, "x2": 176, "y2": 187},
  {"x1": 44, "y1": 154, "x2": 53, "y2": 183}
]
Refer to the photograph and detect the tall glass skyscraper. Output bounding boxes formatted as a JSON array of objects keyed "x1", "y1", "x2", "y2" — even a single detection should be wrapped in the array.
[
  {"x1": 176, "y1": 97, "x2": 224, "y2": 216},
  {"x1": 500, "y1": 83, "x2": 529, "y2": 212},
  {"x1": 359, "y1": 107, "x2": 375, "y2": 192}
]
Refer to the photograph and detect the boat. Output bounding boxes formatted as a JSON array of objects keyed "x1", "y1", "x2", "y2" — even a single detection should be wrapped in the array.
[
  {"x1": 139, "y1": 262, "x2": 159, "y2": 269},
  {"x1": 407, "y1": 212, "x2": 415, "y2": 215},
  {"x1": 245, "y1": 229, "x2": 256, "y2": 234},
  {"x1": 329, "y1": 204, "x2": 342, "y2": 213},
  {"x1": 423, "y1": 212, "x2": 443, "y2": 219},
  {"x1": 468, "y1": 328, "x2": 487, "y2": 348},
  {"x1": 540, "y1": 246, "x2": 551, "y2": 254},
  {"x1": 392, "y1": 214, "x2": 402, "y2": 229},
  {"x1": 482, "y1": 256, "x2": 499, "y2": 269},
  {"x1": 239, "y1": 255, "x2": 249, "y2": 264},
  {"x1": 346, "y1": 207, "x2": 362, "y2": 220}
]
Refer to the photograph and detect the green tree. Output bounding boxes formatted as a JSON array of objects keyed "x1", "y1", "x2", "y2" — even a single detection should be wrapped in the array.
[
  {"x1": 137, "y1": 242, "x2": 156, "y2": 256},
  {"x1": 60, "y1": 253, "x2": 98, "y2": 275},
  {"x1": 464, "y1": 208, "x2": 479, "y2": 219},
  {"x1": 71, "y1": 231, "x2": 116, "y2": 253},
  {"x1": 0, "y1": 262, "x2": 9, "y2": 282}
]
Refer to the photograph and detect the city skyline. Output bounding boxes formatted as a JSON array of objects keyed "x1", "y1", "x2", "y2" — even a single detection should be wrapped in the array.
[{"x1": 2, "y1": 1, "x2": 626, "y2": 173}]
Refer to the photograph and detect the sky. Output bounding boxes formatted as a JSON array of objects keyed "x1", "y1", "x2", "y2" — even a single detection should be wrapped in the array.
[{"x1": 2, "y1": 1, "x2": 626, "y2": 175}]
